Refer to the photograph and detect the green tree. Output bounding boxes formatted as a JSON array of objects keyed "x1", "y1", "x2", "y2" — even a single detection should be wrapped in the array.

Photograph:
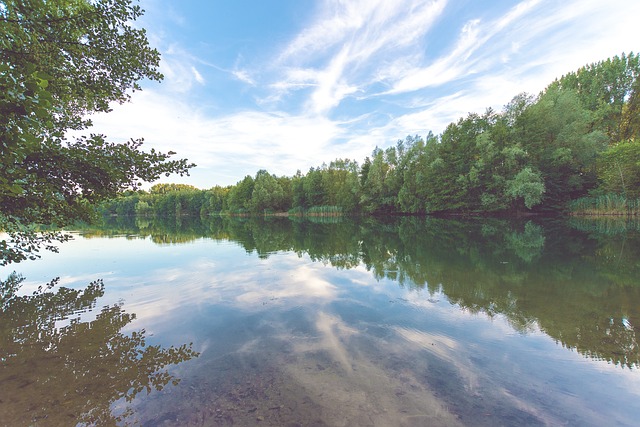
[
  {"x1": 0, "y1": 0, "x2": 194, "y2": 264},
  {"x1": 360, "y1": 157, "x2": 371, "y2": 188},
  {"x1": 360, "y1": 147, "x2": 398, "y2": 214},
  {"x1": 597, "y1": 140, "x2": 640, "y2": 198},
  {"x1": 554, "y1": 52, "x2": 640, "y2": 142},
  {"x1": 150, "y1": 183, "x2": 199, "y2": 194},
  {"x1": 250, "y1": 169, "x2": 285, "y2": 213},
  {"x1": 226, "y1": 175, "x2": 255, "y2": 213},
  {"x1": 505, "y1": 167, "x2": 545, "y2": 209},
  {"x1": 277, "y1": 175, "x2": 293, "y2": 211},
  {"x1": 291, "y1": 170, "x2": 306, "y2": 209},
  {"x1": 134, "y1": 200, "x2": 153, "y2": 216},
  {"x1": 398, "y1": 133, "x2": 438, "y2": 213},
  {"x1": 421, "y1": 115, "x2": 485, "y2": 212},
  {"x1": 521, "y1": 85, "x2": 607, "y2": 209},
  {"x1": 322, "y1": 159, "x2": 360, "y2": 212},
  {"x1": 303, "y1": 167, "x2": 325, "y2": 207},
  {"x1": 620, "y1": 77, "x2": 640, "y2": 141},
  {"x1": 201, "y1": 185, "x2": 229, "y2": 216}
]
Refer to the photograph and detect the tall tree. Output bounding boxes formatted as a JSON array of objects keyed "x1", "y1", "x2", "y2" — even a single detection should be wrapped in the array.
[
  {"x1": 521, "y1": 85, "x2": 607, "y2": 209},
  {"x1": 323, "y1": 159, "x2": 360, "y2": 212},
  {"x1": 250, "y1": 169, "x2": 285, "y2": 213},
  {"x1": 303, "y1": 167, "x2": 325, "y2": 207},
  {"x1": 620, "y1": 77, "x2": 640, "y2": 141},
  {"x1": 554, "y1": 52, "x2": 640, "y2": 142},
  {"x1": 360, "y1": 148, "x2": 390, "y2": 213},
  {"x1": 596, "y1": 140, "x2": 640, "y2": 198},
  {"x1": 398, "y1": 135, "x2": 429, "y2": 213},
  {"x1": 226, "y1": 175, "x2": 254, "y2": 213}
]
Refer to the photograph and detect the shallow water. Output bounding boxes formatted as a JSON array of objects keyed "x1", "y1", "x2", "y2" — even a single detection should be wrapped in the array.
[{"x1": 1, "y1": 217, "x2": 639, "y2": 426}]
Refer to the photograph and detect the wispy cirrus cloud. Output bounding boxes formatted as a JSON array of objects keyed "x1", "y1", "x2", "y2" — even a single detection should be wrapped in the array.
[
  {"x1": 155, "y1": 45, "x2": 206, "y2": 93},
  {"x1": 385, "y1": 0, "x2": 543, "y2": 95},
  {"x1": 269, "y1": 0, "x2": 448, "y2": 114},
  {"x1": 232, "y1": 69, "x2": 255, "y2": 86},
  {"x1": 278, "y1": 0, "x2": 447, "y2": 64},
  {"x1": 190, "y1": 66, "x2": 205, "y2": 84}
]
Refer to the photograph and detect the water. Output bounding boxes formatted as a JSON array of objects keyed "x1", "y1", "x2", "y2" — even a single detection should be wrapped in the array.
[{"x1": 1, "y1": 216, "x2": 639, "y2": 426}]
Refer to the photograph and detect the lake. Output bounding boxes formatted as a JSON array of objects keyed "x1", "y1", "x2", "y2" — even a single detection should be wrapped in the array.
[{"x1": 1, "y1": 216, "x2": 639, "y2": 426}]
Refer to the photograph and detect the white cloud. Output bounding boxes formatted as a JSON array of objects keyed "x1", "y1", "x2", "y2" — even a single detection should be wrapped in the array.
[
  {"x1": 191, "y1": 66, "x2": 205, "y2": 84},
  {"x1": 87, "y1": 90, "x2": 374, "y2": 187},
  {"x1": 279, "y1": 0, "x2": 447, "y2": 64},
  {"x1": 307, "y1": 47, "x2": 359, "y2": 115},
  {"x1": 271, "y1": 0, "x2": 448, "y2": 114},
  {"x1": 232, "y1": 69, "x2": 255, "y2": 85},
  {"x1": 386, "y1": 0, "x2": 542, "y2": 95},
  {"x1": 153, "y1": 43, "x2": 210, "y2": 93}
]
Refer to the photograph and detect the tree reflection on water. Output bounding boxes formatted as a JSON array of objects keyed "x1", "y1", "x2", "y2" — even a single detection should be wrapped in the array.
[
  {"x1": 80, "y1": 215, "x2": 640, "y2": 369},
  {"x1": 0, "y1": 273, "x2": 199, "y2": 426}
]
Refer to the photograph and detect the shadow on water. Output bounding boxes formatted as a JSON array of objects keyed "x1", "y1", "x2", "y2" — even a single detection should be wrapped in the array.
[
  {"x1": 0, "y1": 273, "x2": 199, "y2": 426},
  {"x1": 81, "y1": 214, "x2": 640, "y2": 370}
]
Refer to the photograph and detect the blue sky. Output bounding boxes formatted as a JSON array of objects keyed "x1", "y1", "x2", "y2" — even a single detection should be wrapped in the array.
[{"x1": 89, "y1": 0, "x2": 640, "y2": 189}]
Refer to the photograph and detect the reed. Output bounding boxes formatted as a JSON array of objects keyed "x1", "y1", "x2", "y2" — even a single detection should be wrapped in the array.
[
  {"x1": 569, "y1": 194, "x2": 640, "y2": 216},
  {"x1": 307, "y1": 206, "x2": 343, "y2": 217},
  {"x1": 287, "y1": 206, "x2": 344, "y2": 217}
]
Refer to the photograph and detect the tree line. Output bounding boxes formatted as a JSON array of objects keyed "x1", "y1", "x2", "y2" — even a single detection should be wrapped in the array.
[{"x1": 101, "y1": 53, "x2": 640, "y2": 218}]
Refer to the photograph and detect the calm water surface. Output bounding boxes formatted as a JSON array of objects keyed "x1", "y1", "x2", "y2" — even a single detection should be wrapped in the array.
[{"x1": 1, "y1": 217, "x2": 639, "y2": 426}]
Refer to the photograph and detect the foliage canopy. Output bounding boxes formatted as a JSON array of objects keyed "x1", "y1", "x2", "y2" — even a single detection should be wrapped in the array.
[{"x1": 0, "y1": 0, "x2": 195, "y2": 264}]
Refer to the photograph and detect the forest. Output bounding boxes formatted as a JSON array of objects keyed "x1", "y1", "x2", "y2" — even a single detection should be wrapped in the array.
[{"x1": 100, "y1": 53, "x2": 640, "y2": 218}]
